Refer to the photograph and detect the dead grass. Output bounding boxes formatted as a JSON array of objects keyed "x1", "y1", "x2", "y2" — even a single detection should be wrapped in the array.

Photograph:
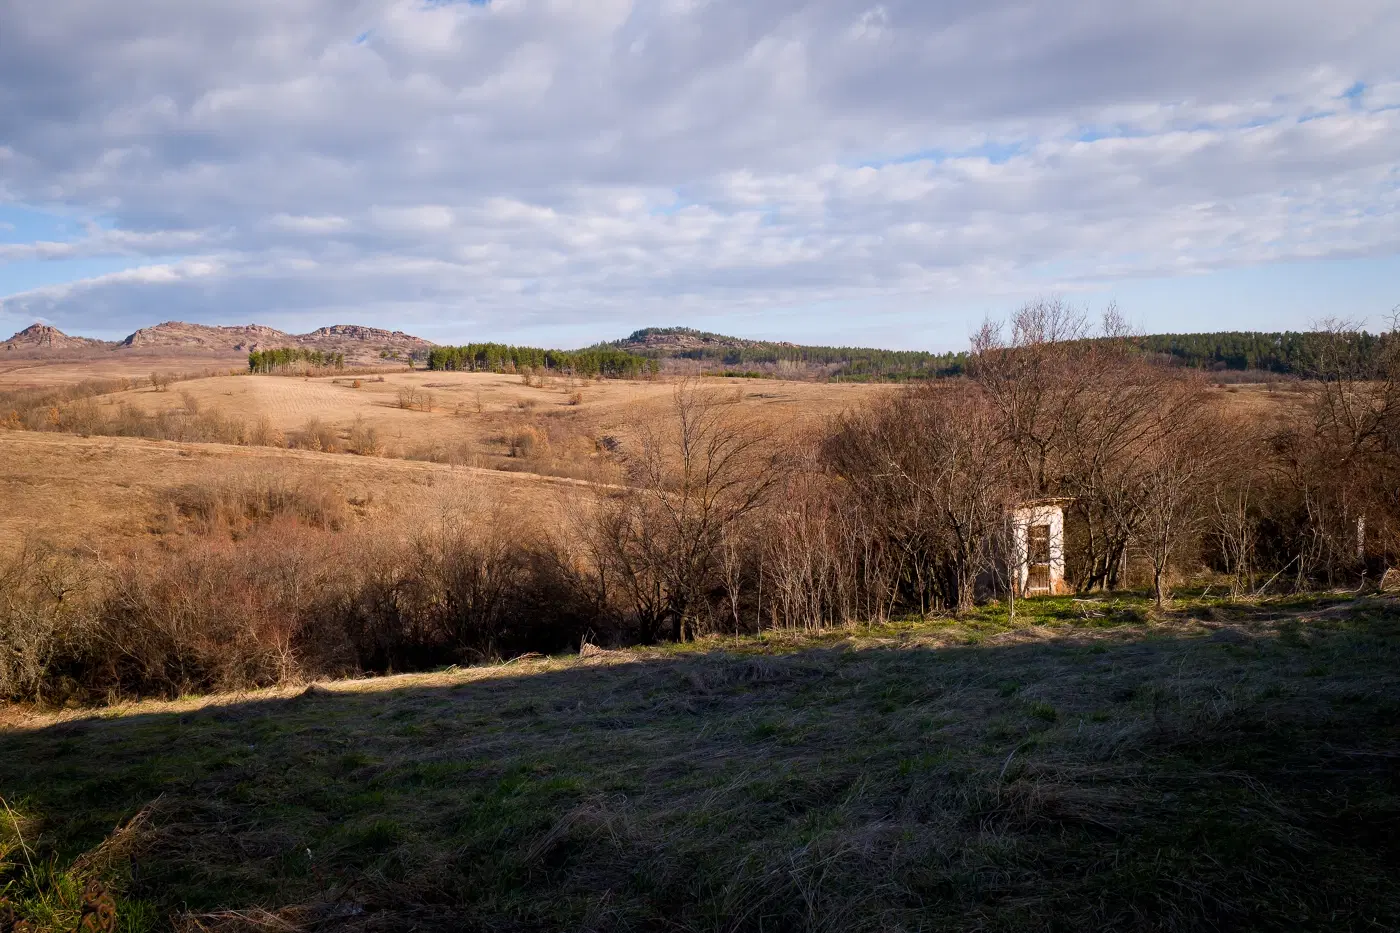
[
  {"x1": 3, "y1": 595, "x2": 1397, "y2": 932},
  {"x1": 36, "y1": 370, "x2": 886, "y2": 468},
  {"x1": 158, "y1": 471, "x2": 349, "y2": 536},
  {"x1": 0, "y1": 431, "x2": 595, "y2": 559}
]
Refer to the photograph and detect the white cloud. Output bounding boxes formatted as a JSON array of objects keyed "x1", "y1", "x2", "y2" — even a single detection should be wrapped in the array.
[
  {"x1": 266, "y1": 213, "x2": 350, "y2": 233},
  {"x1": 0, "y1": 0, "x2": 1397, "y2": 341}
]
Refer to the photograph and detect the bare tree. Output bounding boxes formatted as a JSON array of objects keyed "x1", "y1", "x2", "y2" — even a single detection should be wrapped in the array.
[
  {"x1": 1266, "y1": 315, "x2": 1400, "y2": 585},
  {"x1": 825, "y1": 381, "x2": 1017, "y2": 614},
  {"x1": 969, "y1": 297, "x2": 1094, "y2": 495},
  {"x1": 1138, "y1": 396, "x2": 1234, "y2": 605},
  {"x1": 593, "y1": 380, "x2": 781, "y2": 642},
  {"x1": 971, "y1": 297, "x2": 1205, "y2": 592},
  {"x1": 1207, "y1": 423, "x2": 1266, "y2": 596}
]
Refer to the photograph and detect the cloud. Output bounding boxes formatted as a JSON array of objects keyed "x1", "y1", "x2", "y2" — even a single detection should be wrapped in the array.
[{"x1": 0, "y1": 0, "x2": 1398, "y2": 342}]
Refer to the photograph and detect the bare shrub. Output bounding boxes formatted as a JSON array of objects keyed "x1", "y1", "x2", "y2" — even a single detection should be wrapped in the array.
[
  {"x1": 1263, "y1": 316, "x2": 1400, "y2": 585},
  {"x1": 396, "y1": 387, "x2": 434, "y2": 412},
  {"x1": 0, "y1": 542, "x2": 97, "y2": 703},
  {"x1": 59, "y1": 397, "x2": 105, "y2": 437},
  {"x1": 407, "y1": 440, "x2": 478, "y2": 466},
  {"x1": 1137, "y1": 396, "x2": 1239, "y2": 604},
  {"x1": 294, "y1": 417, "x2": 340, "y2": 452},
  {"x1": 162, "y1": 471, "x2": 347, "y2": 537},
  {"x1": 1, "y1": 491, "x2": 587, "y2": 702},
  {"x1": 509, "y1": 424, "x2": 549, "y2": 459},
  {"x1": 757, "y1": 453, "x2": 898, "y2": 631},
  {"x1": 39, "y1": 396, "x2": 252, "y2": 446},
  {"x1": 248, "y1": 414, "x2": 285, "y2": 448},
  {"x1": 84, "y1": 524, "x2": 359, "y2": 697},
  {"x1": 586, "y1": 380, "x2": 781, "y2": 642},
  {"x1": 1205, "y1": 422, "x2": 1270, "y2": 595},
  {"x1": 824, "y1": 381, "x2": 1017, "y2": 614},
  {"x1": 347, "y1": 416, "x2": 382, "y2": 456}
]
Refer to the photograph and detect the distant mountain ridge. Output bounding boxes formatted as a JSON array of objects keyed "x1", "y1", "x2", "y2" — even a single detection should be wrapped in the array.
[
  {"x1": 1, "y1": 323, "x2": 115, "y2": 352},
  {"x1": 7, "y1": 321, "x2": 1392, "y2": 381},
  {"x1": 4, "y1": 321, "x2": 435, "y2": 361}
]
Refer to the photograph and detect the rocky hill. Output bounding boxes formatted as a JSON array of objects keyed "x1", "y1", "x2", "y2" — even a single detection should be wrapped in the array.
[
  {"x1": 121, "y1": 322, "x2": 294, "y2": 351},
  {"x1": 604, "y1": 326, "x2": 964, "y2": 380},
  {"x1": 615, "y1": 327, "x2": 781, "y2": 354},
  {"x1": 0, "y1": 320, "x2": 433, "y2": 361},
  {"x1": 1, "y1": 323, "x2": 113, "y2": 352},
  {"x1": 299, "y1": 324, "x2": 434, "y2": 353}
]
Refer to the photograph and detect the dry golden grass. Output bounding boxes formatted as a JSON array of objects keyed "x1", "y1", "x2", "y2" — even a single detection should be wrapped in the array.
[
  {"x1": 0, "y1": 431, "x2": 597, "y2": 558},
  {"x1": 0, "y1": 361, "x2": 889, "y2": 562},
  {"x1": 0, "y1": 353, "x2": 246, "y2": 390},
  {"x1": 101, "y1": 370, "x2": 888, "y2": 454}
]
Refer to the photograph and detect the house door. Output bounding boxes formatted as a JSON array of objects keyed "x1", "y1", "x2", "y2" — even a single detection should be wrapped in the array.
[{"x1": 1027, "y1": 524, "x2": 1052, "y2": 594}]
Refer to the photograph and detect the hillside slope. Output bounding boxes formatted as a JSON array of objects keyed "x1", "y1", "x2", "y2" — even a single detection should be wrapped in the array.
[
  {"x1": 123, "y1": 321, "x2": 433, "y2": 359},
  {"x1": 608, "y1": 326, "x2": 966, "y2": 380},
  {"x1": 0, "y1": 323, "x2": 113, "y2": 352}
]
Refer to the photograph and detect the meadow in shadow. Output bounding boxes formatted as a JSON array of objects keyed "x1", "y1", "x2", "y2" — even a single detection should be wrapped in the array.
[{"x1": 3, "y1": 598, "x2": 1399, "y2": 932}]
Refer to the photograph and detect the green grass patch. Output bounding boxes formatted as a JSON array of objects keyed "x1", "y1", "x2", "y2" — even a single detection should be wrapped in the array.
[{"x1": 3, "y1": 595, "x2": 1399, "y2": 931}]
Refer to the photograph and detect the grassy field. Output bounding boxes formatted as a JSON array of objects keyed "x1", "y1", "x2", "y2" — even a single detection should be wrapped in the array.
[
  {"x1": 3, "y1": 593, "x2": 1398, "y2": 932},
  {"x1": 1, "y1": 365, "x2": 891, "y2": 557},
  {"x1": 0, "y1": 353, "x2": 247, "y2": 390},
  {"x1": 88, "y1": 368, "x2": 887, "y2": 464},
  {"x1": 0, "y1": 431, "x2": 600, "y2": 559}
]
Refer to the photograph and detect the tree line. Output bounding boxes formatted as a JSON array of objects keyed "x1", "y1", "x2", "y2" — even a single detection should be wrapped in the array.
[
  {"x1": 1135, "y1": 330, "x2": 1398, "y2": 375},
  {"x1": 615, "y1": 324, "x2": 1400, "y2": 381},
  {"x1": 426, "y1": 343, "x2": 660, "y2": 379},
  {"x1": 248, "y1": 347, "x2": 345, "y2": 373},
  {"x1": 613, "y1": 326, "x2": 968, "y2": 380}
]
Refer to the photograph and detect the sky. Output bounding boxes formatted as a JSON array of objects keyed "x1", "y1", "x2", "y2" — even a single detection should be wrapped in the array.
[{"x1": 1, "y1": 0, "x2": 1398, "y2": 351}]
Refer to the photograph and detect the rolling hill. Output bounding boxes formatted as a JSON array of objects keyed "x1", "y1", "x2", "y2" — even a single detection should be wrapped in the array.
[
  {"x1": 0, "y1": 323, "x2": 114, "y2": 352},
  {"x1": 3, "y1": 321, "x2": 435, "y2": 363}
]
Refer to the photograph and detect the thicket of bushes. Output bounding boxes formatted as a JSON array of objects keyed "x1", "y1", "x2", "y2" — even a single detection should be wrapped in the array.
[
  {"x1": 4, "y1": 301, "x2": 1398, "y2": 706},
  {"x1": 1, "y1": 489, "x2": 593, "y2": 704}
]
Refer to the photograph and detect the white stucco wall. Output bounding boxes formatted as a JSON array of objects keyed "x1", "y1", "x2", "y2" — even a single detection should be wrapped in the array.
[{"x1": 1011, "y1": 503, "x2": 1067, "y2": 596}]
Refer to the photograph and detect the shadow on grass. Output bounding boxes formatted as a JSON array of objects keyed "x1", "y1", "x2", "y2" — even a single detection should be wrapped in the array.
[{"x1": 3, "y1": 603, "x2": 1400, "y2": 932}]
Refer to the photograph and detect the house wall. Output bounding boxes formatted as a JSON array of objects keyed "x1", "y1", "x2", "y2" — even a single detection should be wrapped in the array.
[{"x1": 1011, "y1": 504, "x2": 1068, "y2": 596}]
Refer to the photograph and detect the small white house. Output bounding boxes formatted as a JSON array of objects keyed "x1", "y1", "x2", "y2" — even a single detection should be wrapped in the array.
[{"x1": 1011, "y1": 498, "x2": 1071, "y2": 597}]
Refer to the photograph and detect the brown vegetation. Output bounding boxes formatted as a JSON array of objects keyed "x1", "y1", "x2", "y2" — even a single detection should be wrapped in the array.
[{"x1": 2, "y1": 303, "x2": 1398, "y2": 705}]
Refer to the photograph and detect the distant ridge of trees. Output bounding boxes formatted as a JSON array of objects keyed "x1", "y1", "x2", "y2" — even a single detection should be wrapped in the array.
[
  {"x1": 414, "y1": 325, "x2": 1400, "y2": 384},
  {"x1": 1134, "y1": 330, "x2": 1397, "y2": 376},
  {"x1": 608, "y1": 326, "x2": 968, "y2": 381},
  {"x1": 248, "y1": 347, "x2": 345, "y2": 373},
  {"x1": 426, "y1": 343, "x2": 659, "y2": 379},
  {"x1": 611, "y1": 325, "x2": 1399, "y2": 381}
]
